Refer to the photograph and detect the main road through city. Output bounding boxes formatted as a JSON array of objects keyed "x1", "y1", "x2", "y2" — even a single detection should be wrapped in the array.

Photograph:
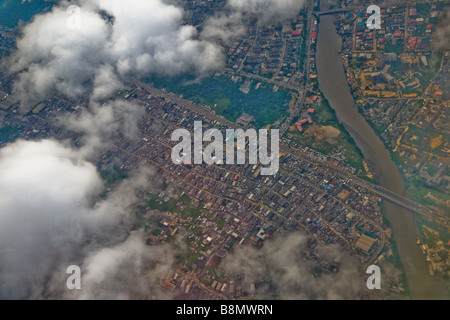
[{"x1": 130, "y1": 78, "x2": 448, "y2": 232}]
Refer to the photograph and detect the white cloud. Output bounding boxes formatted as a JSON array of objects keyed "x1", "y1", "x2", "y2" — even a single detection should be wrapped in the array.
[
  {"x1": 0, "y1": 139, "x2": 172, "y2": 299},
  {"x1": 61, "y1": 99, "x2": 145, "y2": 157},
  {"x1": 0, "y1": 0, "x2": 311, "y2": 300},
  {"x1": 227, "y1": 0, "x2": 306, "y2": 25},
  {"x1": 201, "y1": 0, "x2": 306, "y2": 44},
  {"x1": 9, "y1": 0, "x2": 307, "y2": 108},
  {"x1": 221, "y1": 233, "x2": 369, "y2": 299},
  {"x1": 432, "y1": 8, "x2": 450, "y2": 50},
  {"x1": 9, "y1": 0, "x2": 225, "y2": 108}
]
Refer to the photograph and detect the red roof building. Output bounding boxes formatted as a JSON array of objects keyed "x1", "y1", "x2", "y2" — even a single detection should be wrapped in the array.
[{"x1": 393, "y1": 30, "x2": 403, "y2": 38}]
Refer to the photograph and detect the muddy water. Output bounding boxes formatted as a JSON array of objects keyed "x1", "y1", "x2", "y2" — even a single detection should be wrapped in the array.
[{"x1": 315, "y1": 1, "x2": 447, "y2": 299}]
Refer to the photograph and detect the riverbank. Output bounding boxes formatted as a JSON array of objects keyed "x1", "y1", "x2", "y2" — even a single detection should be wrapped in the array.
[{"x1": 315, "y1": 0, "x2": 447, "y2": 299}]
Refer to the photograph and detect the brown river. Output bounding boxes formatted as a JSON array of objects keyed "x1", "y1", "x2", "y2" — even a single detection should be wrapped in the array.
[{"x1": 315, "y1": 0, "x2": 447, "y2": 299}]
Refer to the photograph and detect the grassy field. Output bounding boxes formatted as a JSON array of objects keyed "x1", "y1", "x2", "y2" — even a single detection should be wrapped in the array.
[
  {"x1": 402, "y1": 124, "x2": 448, "y2": 157},
  {"x1": 415, "y1": 215, "x2": 450, "y2": 244},
  {"x1": 147, "y1": 193, "x2": 182, "y2": 214},
  {"x1": 405, "y1": 175, "x2": 450, "y2": 213},
  {"x1": 146, "y1": 192, "x2": 205, "y2": 220},
  {"x1": 388, "y1": 145, "x2": 449, "y2": 214}
]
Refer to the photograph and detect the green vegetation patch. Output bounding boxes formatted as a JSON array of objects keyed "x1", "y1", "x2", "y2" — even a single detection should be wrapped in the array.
[
  {"x1": 405, "y1": 175, "x2": 450, "y2": 213},
  {"x1": 147, "y1": 193, "x2": 182, "y2": 214},
  {"x1": 402, "y1": 124, "x2": 448, "y2": 156},
  {"x1": 286, "y1": 98, "x2": 365, "y2": 171},
  {"x1": 146, "y1": 74, "x2": 291, "y2": 127},
  {"x1": 0, "y1": 125, "x2": 19, "y2": 144},
  {"x1": 99, "y1": 163, "x2": 129, "y2": 188}
]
